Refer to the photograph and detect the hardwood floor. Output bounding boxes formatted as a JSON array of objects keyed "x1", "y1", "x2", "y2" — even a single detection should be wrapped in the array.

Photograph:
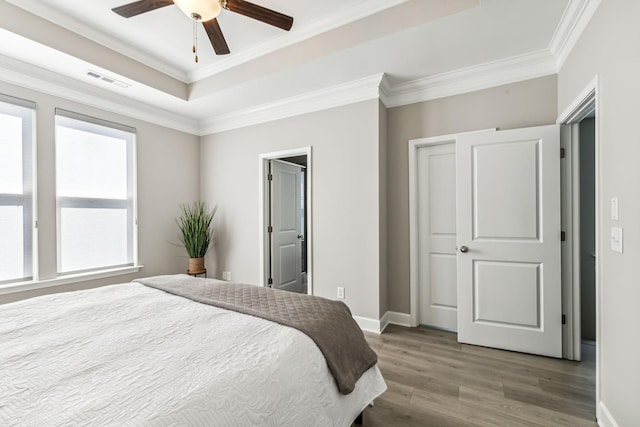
[{"x1": 358, "y1": 325, "x2": 596, "y2": 427}]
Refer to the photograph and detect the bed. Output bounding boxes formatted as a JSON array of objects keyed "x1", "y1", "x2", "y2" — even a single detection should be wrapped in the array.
[{"x1": 0, "y1": 275, "x2": 386, "y2": 426}]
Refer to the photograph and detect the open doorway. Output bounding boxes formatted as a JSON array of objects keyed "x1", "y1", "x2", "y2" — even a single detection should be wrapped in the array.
[
  {"x1": 559, "y1": 81, "x2": 598, "y2": 362},
  {"x1": 259, "y1": 148, "x2": 312, "y2": 295},
  {"x1": 558, "y1": 77, "x2": 599, "y2": 416},
  {"x1": 579, "y1": 117, "x2": 596, "y2": 346}
]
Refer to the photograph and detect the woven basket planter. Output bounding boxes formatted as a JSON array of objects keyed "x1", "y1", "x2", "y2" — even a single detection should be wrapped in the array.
[{"x1": 188, "y1": 257, "x2": 205, "y2": 274}]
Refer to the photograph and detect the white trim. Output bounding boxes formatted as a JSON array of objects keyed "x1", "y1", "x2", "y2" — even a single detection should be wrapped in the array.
[
  {"x1": 557, "y1": 76, "x2": 597, "y2": 124},
  {"x1": 353, "y1": 315, "x2": 384, "y2": 334},
  {"x1": 200, "y1": 74, "x2": 384, "y2": 135},
  {"x1": 597, "y1": 402, "x2": 620, "y2": 427},
  {"x1": 556, "y1": 76, "x2": 601, "y2": 420},
  {"x1": 3, "y1": 0, "x2": 188, "y2": 82},
  {"x1": 382, "y1": 50, "x2": 557, "y2": 108},
  {"x1": 0, "y1": 265, "x2": 143, "y2": 296},
  {"x1": 4, "y1": 0, "x2": 410, "y2": 84},
  {"x1": 408, "y1": 129, "x2": 496, "y2": 328},
  {"x1": 0, "y1": 54, "x2": 199, "y2": 135},
  {"x1": 549, "y1": 0, "x2": 602, "y2": 70},
  {"x1": 385, "y1": 311, "x2": 412, "y2": 328},
  {"x1": 358, "y1": 311, "x2": 411, "y2": 334},
  {"x1": 258, "y1": 147, "x2": 313, "y2": 295}
]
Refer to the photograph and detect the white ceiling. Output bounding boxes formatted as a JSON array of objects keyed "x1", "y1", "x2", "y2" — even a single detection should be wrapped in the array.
[{"x1": 0, "y1": 0, "x2": 572, "y2": 134}]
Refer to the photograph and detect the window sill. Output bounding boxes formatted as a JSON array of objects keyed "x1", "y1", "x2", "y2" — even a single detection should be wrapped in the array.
[{"x1": 0, "y1": 265, "x2": 144, "y2": 296}]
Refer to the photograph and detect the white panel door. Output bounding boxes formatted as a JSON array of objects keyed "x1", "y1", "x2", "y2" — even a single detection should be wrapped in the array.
[
  {"x1": 270, "y1": 160, "x2": 304, "y2": 293},
  {"x1": 456, "y1": 125, "x2": 562, "y2": 358},
  {"x1": 417, "y1": 143, "x2": 458, "y2": 330}
]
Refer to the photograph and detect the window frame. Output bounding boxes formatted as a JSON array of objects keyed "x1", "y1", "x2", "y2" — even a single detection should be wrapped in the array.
[
  {"x1": 54, "y1": 109, "x2": 138, "y2": 276},
  {"x1": 0, "y1": 94, "x2": 36, "y2": 285}
]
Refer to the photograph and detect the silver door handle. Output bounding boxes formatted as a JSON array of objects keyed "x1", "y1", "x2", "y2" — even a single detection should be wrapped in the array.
[
  {"x1": 459, "y1": 246, "x2": 469, "y2": 253},
  {"x1": 297, "y1": 234, "x2": 304, "y2": 239}
]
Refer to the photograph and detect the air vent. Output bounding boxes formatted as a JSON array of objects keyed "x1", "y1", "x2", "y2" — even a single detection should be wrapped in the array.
[{"x1": 86, "y1": 70, "x2": 131, "y2": 89}]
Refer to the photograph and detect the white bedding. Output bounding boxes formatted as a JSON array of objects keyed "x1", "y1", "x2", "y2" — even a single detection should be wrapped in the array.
[{"x1": 0, "y1": 282, "x2": 386, "y2": 426}]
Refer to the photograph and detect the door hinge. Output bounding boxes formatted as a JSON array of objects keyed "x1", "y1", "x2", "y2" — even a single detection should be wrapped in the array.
[
  {"x1": 560, "y1": 148, "x2": 566, "y2": 158},
  {"x1": 267, "y1": 225, "x2": 273, "y2": 233},
  {"x1": 268, "y1": 278, "x2": 273, "y2": 287},
  {"x1": 562, "y1": 314, "x2": 566, "y2": 325},
  {"x1": 561, "y1": 231, "x2": 566, "y2": 241},
  {"x1": 267, "y1": 174, "x2": 273, "y2": 181}
]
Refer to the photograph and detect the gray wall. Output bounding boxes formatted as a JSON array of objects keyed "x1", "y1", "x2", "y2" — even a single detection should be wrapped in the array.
[
  {"x1": 0, "y1": 80, "x2": 200, "y2": 305},
  {"x1": 386, "y1": 75, "x2": 558, "y2": 313},
  {"x1": 200, "y1": 100, "x2": 386, "y2": 321},
  {"x1": 557, "y1": 1, "x2": 640, "y2": 424}
]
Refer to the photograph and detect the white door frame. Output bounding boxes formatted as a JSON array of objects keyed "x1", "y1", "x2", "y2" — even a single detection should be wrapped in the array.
[
  {"x1": 258, "y1": 147, "x2": 313, "y2": 295},
  {"x1": 408, "y1": 129, "x2": 495, "y2": 327},
  {"x1": 556, "y1": 76, "x2": 600, "y2": 408}
]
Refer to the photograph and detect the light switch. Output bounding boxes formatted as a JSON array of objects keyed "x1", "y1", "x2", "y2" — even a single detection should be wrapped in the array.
[
  {"x1": 611, "y1": 227, "x2": 623, "y2": 253},
  {"x1": 611, "y1": 197, "x2": 619, "y2": 220}
]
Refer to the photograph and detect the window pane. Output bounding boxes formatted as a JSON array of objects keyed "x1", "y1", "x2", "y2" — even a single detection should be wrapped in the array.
[
  {"x1": 60, "y1": 208, "x2": 129, "y2": 272},
  {"x1": 0, "y1": 206, "x2": 24, "y2": 281},
  {"x1": 0, "y1": 113, "x2": 23, "y2": 194},
  {"x1": 57, "y1": 126, "x2": 127, "y2": 199}
]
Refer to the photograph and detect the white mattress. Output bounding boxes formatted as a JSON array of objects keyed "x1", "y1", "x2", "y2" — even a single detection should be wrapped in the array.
[{"x1": 0, "y1": 282, "x2": 386, "y2": 426}]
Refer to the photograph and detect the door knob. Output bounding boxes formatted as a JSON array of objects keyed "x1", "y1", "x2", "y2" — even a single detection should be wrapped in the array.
[
  {"x1": 297, "y1": 234, "x2": 304, "y2": 239},
  {"x1": 459, "y1": 245, "x2": 469, "y2": 253}
]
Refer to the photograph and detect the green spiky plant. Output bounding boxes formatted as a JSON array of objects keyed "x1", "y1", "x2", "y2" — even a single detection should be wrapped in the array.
[{"x1": 176, "y1": 202, "x2": 217, "y2": 258}]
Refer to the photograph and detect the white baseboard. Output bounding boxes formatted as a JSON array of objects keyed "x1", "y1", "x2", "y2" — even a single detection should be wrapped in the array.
[
  {"x1": 385, "y1": 311, "x2": 412, "y2": 328},
  {"x1": 598, "y1": 402, "x2": 620, "y2": 427},
  {"x1": 353, "y1": 315, "x2": 384, "y2": 334},
  {"x1": 354, "y1": 311, "x2": 412, "y2": 334}
]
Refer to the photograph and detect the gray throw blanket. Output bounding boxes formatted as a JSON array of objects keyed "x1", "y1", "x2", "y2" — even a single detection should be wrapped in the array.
[{"x1": 134, "y1": 275, "x2": 378, "y2": 395}]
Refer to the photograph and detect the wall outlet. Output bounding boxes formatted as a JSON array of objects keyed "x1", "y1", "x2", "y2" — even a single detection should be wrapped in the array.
[
  {"x1": 222, "y1": 271, "x2": 231, "y2": 281},
  {"x1": 611, "y1": 227, "x2": 623, "y2": 253},
  {"x1": 337, "y1": 287, "x2": 345, "y2": 299}
]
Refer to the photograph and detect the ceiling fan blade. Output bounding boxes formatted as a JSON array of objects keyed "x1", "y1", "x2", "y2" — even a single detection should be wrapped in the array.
[
  {"x1": 112, "y1": 0, "x2": 174, "y2": 18},
  {"x1": 203, "y1": 19, "x2": 231, "y2": 55},
  {"x1": 225, "y1": 0, "x2": 293, "y2": 31}
]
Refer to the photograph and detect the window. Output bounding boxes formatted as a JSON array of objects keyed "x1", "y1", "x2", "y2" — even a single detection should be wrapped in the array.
[
  {"x1": 55, "y1": 110, "x2": 137, "y2": 274},
  {"x1": 0, "y1": 95, "x2": 35, "y2": 283}
]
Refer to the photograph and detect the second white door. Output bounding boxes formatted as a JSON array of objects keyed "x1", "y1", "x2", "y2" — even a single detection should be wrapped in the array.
[{"x1": 417, "y1": 143, "x2": 458, "y2": 330}]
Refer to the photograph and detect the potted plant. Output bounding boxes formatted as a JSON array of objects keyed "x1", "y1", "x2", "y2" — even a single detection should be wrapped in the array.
[{"x1": 176, "y1": 201, "x2": 217, "y2": 274}]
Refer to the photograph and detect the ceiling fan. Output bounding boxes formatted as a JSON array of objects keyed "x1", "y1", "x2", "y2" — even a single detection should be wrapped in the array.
[{"x1": 112, "y1": 0, "x2": 294, "y2": 60}]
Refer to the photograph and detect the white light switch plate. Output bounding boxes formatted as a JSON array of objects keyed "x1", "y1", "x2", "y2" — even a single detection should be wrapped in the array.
[
  {"x1": 611, "y1": 227, "x2": 623, "y2": 253},
  {"x1": 611, "y1": 197, "x2": 619, "y2": 220}
]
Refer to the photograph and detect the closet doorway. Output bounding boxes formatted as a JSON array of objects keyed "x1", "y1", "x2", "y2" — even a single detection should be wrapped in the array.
[{"x1": 259, "y1": 148, "x2": 312, "y2": 295}]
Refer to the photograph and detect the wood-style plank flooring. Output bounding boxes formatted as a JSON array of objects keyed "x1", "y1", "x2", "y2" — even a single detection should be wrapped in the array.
[{"x1": 358, "y1": 325, "x2": 596, "y2": 427}]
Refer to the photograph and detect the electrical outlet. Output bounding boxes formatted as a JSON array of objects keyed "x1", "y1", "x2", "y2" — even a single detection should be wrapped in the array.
[
  {"x1": 337, "y1": 287, "x2": 345, "y2": 299},
  {"x1": 611, "y1": 227, "x2": 623, "y2": 253},
  {"x1": 222, "y1": 271, "x2": 231, "y2": 281}
]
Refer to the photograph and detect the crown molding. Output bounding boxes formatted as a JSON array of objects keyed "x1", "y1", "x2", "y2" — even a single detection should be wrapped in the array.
[
  {"x1": 549, "y1": 0, "x2": 602, "y2": 70},
  {"x1": 0, "y1": 54, "x2": 199, "y2": 135},
  {"x1": 4, "y1": 0, "x2": 410, "y2": 85},
  {"x1": 3, "y1": 0, "x2": 189, "y2": 82},
  {"x1": 189, "y1": 0, "x2": 410, "y2": 82},
  {"x1": 199, "y1": 74, "x2": 385, "y2": 135},
  {"x1": 200, "y1": 49, "x2": 560, "y2": 135},
  {"x1": 382, "y1": 50, "x2": 557, "y2": 108}
]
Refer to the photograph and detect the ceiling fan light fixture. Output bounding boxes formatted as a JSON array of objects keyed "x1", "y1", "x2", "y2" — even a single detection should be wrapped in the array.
[{"x1": 174, "y1": 0, "x2": 221, "y2": 22}]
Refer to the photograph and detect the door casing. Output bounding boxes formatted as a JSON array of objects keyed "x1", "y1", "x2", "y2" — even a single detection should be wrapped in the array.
[{"x1": 556, "y1": 76, "x2": 600, "y2": 414}]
